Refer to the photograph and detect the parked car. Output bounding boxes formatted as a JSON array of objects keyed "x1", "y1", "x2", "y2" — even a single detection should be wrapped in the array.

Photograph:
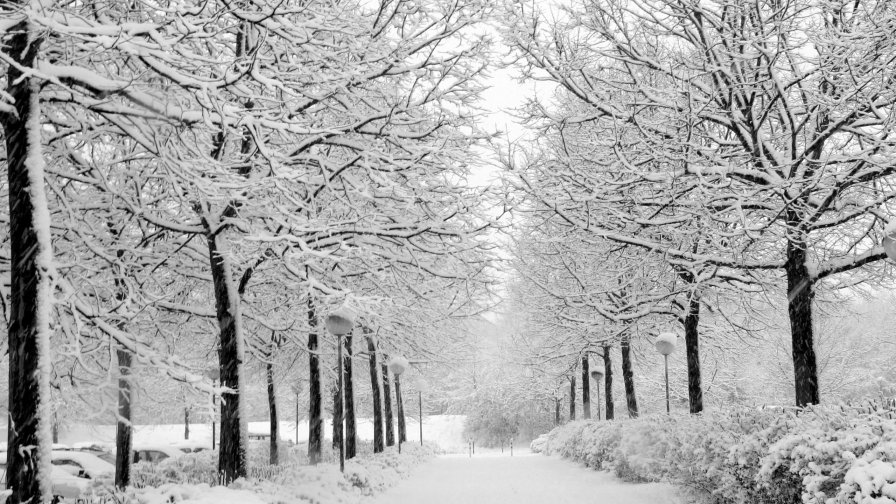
[
  {"x1": 51, "y1": 450, "x2": 114, "y2": 479},
  {"x1": 0, "y1": 452, "x2": 90, "y2": 502},
  {"x1": 131, "y1": 444, "x2": 185, "y2": 464}
]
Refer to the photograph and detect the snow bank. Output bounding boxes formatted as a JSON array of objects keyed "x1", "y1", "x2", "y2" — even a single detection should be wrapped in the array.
[{"x1": 539, "y1": 404, "x2": 896, "y2": 504}]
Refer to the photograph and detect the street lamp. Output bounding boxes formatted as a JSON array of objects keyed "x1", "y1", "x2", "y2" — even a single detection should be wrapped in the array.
[
  {"x1": 290, "y1": 383, "x2": 301, "y2": 447},
  {"x1": 414, "y1": 376, "x2": 427, "y2": 446},
  {"x1": 387, "y1": 355, "x2": 409, "y2": 454},
  {"x1": 883, "y1": 221, "x2": 896, "y2": 261},
  {"x1": 326, "y1": 306, "x2": 355, "y2": 472},
  {"x1": 590, "y1": 368, "x2": 604, "y2": 420},
  {"x1": 655, "y1": 332, "x2": 678, "y2": 414},
  {"x1": 205, "y1": 367, "x2": 219, "y2": 450}
]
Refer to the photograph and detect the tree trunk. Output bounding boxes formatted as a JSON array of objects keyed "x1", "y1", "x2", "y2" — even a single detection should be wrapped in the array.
[
  {"x1": 184, "y1": 407, "x2": 190, "y2": 440},
  {"x1": 343, "y1": 335, "x2": 356, "y2": 459},
  {"x1": 568, "y1": 375, "x2": 576, "y2": 421},
  {"x1": 620, "y1": 337, "x2": 639, "y2": 418},
  {"x1": 115, "y1": 348, "x2": 133, "y2": 489},
  {"x1": 554, "y1": 397, "x2": 561, "y2": 426},
  {"x1": 787, "y1": 239, "x2": 820, "y2": 407},
  {"x1": 366, "y1": 335, "x2": 384, "y2": 453},
  {"x1": 207, "y1": 234, "x2": 247, "y2": 483},
  {"x1": 52, "y1": 414, "x2": 59, "y2": 444},
  {"x1": 684, "y1": 290, "x2": 704, "y2": 413},
  {"x1": 307, "y1": 298, "x2": 322, "y2": 464},
  {"x1": 266, "y1": 358, "x2": 279, "y2": 465},
  {"x1": 3, "y1": 18, "x2": 54, "y2": 501},
  {"x1": 602, "y1": 346, "x2": 614, "y2": 421},
  {"x1": 382, "y1": 364, "x2": 395, "y2": 447},
  {"x1": 581, "y1": 356, "x2": 591, "y2": 420},
  {"x1": 395, "y1": 374, "x2": 407, "y2": 443}
]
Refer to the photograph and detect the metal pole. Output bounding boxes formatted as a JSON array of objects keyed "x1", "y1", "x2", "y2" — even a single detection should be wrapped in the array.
[
  {"x1": 418, "y1": 390, "x2": 423, "y2": 446},
  {"x1": 597, "y1": 385, "x2": 601, "y2": 421},
  {"x1": 295, "y1": 391, "x2": 299, "y2": 445},
  {"x1": 338, "y1": 334, "x2": 345, "y2": 472},
  {"x1": 664, "y1": 354, "x2": 670, "y2": 414}
]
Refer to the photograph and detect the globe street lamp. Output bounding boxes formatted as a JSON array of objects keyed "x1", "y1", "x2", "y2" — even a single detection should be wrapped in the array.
[
  {"x1": 387, "y1": 356, "x2": 409, "y2": 454},
  {"x1": 326, "y1": 306, "x2": 355, "y2": 472},
  {"x1": 290, "y1": 383, "x2": 301, "y2": 447},
  {"x1": 590, "y1": 368, "x2": 604, "y2": 420},
  {"x1": 655, "y1": 333, "x2": 677, "y2": 414},
  {"x1": 884, "y1": 221, "x2": 896, "y2": 261}
]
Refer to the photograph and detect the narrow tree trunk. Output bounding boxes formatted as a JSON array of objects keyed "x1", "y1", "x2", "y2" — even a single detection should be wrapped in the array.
[
  {"x1": 307, "y1": 298, "x2": 322, "y2": 464},
  {"x1": 267, "y1": 359, "x2": 279, "y2": 465},
  {"x1": 568, "y1": 375, "x2": 576, "y2": 421},
  {"x1": 366, "y1": 335, "x2": 384, "y2": 453},
  {"x1": 114, "y1": 348, "x2": 133, "y2": 489},
  {"x1": 343, "y1": 335, "x2": 356, "y2": 459},
  {"x1": 4, "y1": 20, "x2": 53, "y2": 500},
  {"x1": 787, "y1": 239, "x2": 820, "y2": 407},
  {"x1": 207, "y1": 235, "x2": 247, "y2": 483},
  {"x1": 620, "y1": 337, "x2": 639, "y2": 418},
  {"x1": 184, "y1": 407, "x2": 190, "y2": 440},
  {"x1": 382, "y1": 364, "x2": 395, "y2": 447},
  {"x1": 395, "y1": 374, "x2": 407, "y2": 443},
  {"x1": 602, "y1": 346, "x2": 614, "y2": 421},
  {"x1": 554, "y1": 398, "x2": 561, "y2": 426},
  {"x1": 581, "y1": 356, "x2": 591, "y2": 420},
  {"x1": 52, "y1": 414, "x2": 59, "y2": 444},
  {"x1": 684, "y1": 291, "x2": 704, "y2": 413}
]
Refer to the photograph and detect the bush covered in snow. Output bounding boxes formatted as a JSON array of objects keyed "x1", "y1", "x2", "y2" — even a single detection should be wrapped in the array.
[
  {"x1": 541, "y1": 404, "x2": 896, "y2": 504},
  {"x1": 91, "y1": 441, "x2": 437, "y2": 504}
]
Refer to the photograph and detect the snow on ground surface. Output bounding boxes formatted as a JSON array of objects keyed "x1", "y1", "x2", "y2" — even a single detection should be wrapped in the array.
[
  {"x1": 369, "y1": 452, "x2": 683, "y2": 504},
  {"x1": 55, "y1": 415, "x2": 468, "y2": 453}
]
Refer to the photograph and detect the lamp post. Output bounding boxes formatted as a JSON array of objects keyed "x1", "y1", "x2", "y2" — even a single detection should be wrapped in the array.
[
  {"x1": 290, "y1": 384, "x2": 301, "y2": 446},
  {"x1": 655, "y1": 333, "x2": 678, "y2": 414},
  {"x1": 205, "y1": 368, "x2": 219, "y2": 450},
  {"x1": 414, "y1": 376, "x2": 427, "y2": 446},
  {"x1": 387, "y1": 356, "x2": 409, "y2": 454},
  {"x1": 590, "y1": 368, "x2": 604, "y2": 420},
  {"x1": 326, "y1": 306, "x2": 355, "y2": 473}
]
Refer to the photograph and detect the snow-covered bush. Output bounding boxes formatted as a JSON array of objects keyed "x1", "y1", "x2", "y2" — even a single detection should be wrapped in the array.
[{"x1": 540, "y1": 404, "x2": 896, "y2": 504}]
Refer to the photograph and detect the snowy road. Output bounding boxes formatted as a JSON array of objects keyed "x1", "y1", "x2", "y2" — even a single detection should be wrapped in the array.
[{"x1": 369, "y1": 452, "x2": 683, "y2": 504}]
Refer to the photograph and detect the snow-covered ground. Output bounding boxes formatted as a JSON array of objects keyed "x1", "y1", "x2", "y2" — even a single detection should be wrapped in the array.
[
  {"x1": 56, "y1": 415, "x2": 468, "y2": 453},
  {"x1": 369, "y1": 453, "x2": 682, "y2": 504}
]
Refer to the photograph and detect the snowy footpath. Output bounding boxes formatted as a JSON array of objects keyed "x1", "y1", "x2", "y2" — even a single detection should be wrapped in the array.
[{"x1": 368, "y1": 452, "x2": 683, "y2": 504}]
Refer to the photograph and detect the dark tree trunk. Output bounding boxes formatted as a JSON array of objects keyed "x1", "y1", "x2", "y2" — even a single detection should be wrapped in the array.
[
  {"x1": 266, "y1": 358, "x2": 279, "y2": 465},
  {"x1": 581, "y1": 356, "x2": 591, "y2": 420},
  {"x1": 343, "y1": 335, "x2": 356, "y2": 459},
  {"x1": 307, "y1": 298, "x2": 322, "y2": 464},
  {"x1": 366, "y1": 335, "x2": 384, "y2": 453},
  {"x1": 684, "y1": 290, "x2": 704, "y2": 413},
  {"x1": 382, "y1": 364, "x2": 395, "y2": 447},
  {"x1": 207, "y1": 235, "x2": 247, "y2": 483},
  {"x1": 184, "y1": 408, "x2": 190, "y2": 440},
  {"x1": 4, "y1": 19, "x2": 53, "y2": 501},
  {"x1": 568, "y1": 375, "x2": 576, "y2": 421},
  {"x1": 554, "y1": 398, "x2": 561, "y2": 426},
  {"x1": 620, "y1": 337, "x2": 639, "y2": 418},
  {"x1": 115, "y1": 348, "x2": 133, "y2": 489},
  {"x1": 52, "y1": 414, "x2": 59, "y2": 444},
  {"x1": 395, "y1": 374, "x2": 407, "y2": 443},
  {"x1": 602, "y1": 347, "x2": 614, "y2": 421},
  {"x1": 787, "y1": 238, "x2": 820, "y2": 407}
]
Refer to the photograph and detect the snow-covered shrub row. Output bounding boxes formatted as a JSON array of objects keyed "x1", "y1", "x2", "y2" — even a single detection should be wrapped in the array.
[
  {"x1": 541, "y1": 404, "x2": 896, "y2": 504},
  {"x1": 91, "y1": 443, "x2": 437, "y2": 503}
]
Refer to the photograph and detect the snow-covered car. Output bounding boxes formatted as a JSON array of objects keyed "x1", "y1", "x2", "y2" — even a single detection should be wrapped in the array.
[
  {"x1": 171, "y1": 440, "x2": 211, "y2": 454},
  {"x1": 529, "y1": 434, "x2": 549, "y2": 453},
  {"x1": 51, "y1": 450, "x2": 114, "y2": 479},
  {"x1": 132, "y1": 444, "x2": 185, "y2": 464},
  {"x1": 0, "y1": 452, "x2": 90, "y2": 502}
]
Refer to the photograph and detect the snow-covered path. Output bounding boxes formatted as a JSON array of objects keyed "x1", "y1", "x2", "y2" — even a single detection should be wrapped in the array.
[{"x1": 369, "y1": 452, "x2": 683, "y2": 504}]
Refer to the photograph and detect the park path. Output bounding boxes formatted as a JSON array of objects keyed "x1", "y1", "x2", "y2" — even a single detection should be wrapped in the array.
[{"x1": 369, "y1": 452, "x2": 683, "y2": 504}]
